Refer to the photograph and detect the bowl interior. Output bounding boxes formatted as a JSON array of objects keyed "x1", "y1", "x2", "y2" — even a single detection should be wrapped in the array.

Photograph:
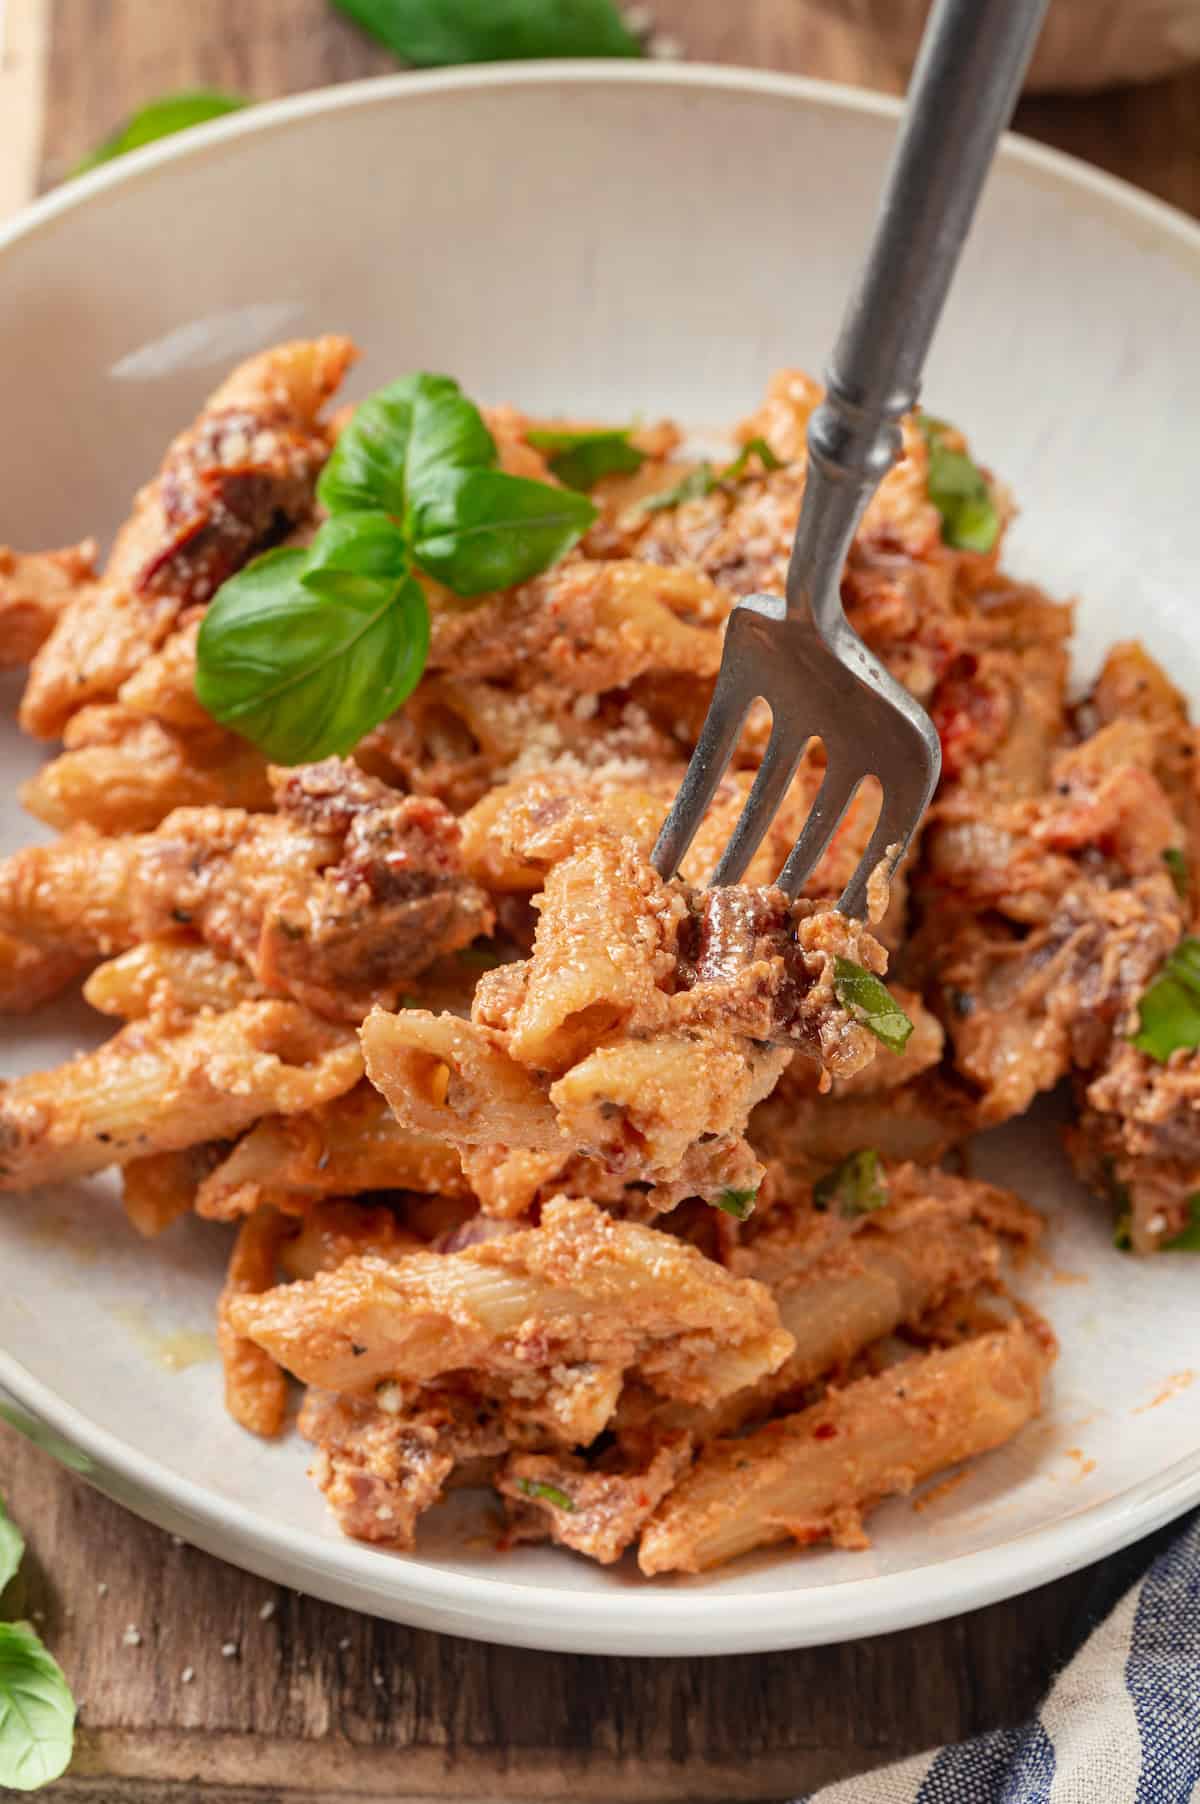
[{"x1": 2, "y1": 67, "x2": 1200, "y2": 1654}]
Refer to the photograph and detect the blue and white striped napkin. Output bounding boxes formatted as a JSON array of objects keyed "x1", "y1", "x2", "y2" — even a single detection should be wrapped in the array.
[{"x1": 797, "y1": 1511, "x2": 1200, "y2": 1802}]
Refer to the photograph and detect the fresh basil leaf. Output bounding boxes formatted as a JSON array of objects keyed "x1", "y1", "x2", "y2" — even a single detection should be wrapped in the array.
[
  {"x1": 833, "y1": 959, "x2": 913, "y2": 1053},
  {"x1": 642, "y1": 463, "x2": 717, "y2": 512},
  {"x1": 318, "y1": 373, "x2": 495, "y2": 520},
  {"x1": 333, "y1": 0, "x2": 642, "y2": 65},
  {"x1": 525, "y1": 426, "x2": 645, "y2": 491},
  {"x1": 721, "y1": 435, "x2": 783, "y2": 482},
  {"x1": 712, "y1": 1187, "x2": 757, "y2": 1221},
  {"x1": 195, "y1": 515, "x2": 428, "y2": 763},
  {"x1": 917, "y1": 414, "x2": 1000, "y2": 554},
  {"x1": 1163, "y1": 1195, "x2": 1200, "y2": 1251},
  {"x1": 0, "y1": 1622, "x2": 75, "y2": 1792},
  {"x1": 411, "y1": 467, "x2": 596, "y2": 596},
  {"x1": 1165, "y1": 846, "x2": 1191, "y2": 900},
  {"x1": 0, "y1": 1496, "x2": 22, "y2": 1596},
  {"x1": 516, "y1": 1477, "x2": 576, "y2": 1511},
  {"x1": 1131, "y1": 936, "x2": 1200, "y2": 1063},
  {"x1": 73, "y1": 92, "x2": 246, "y2": 176},
  {"x1": 812, "y1": 1148, "x2": 888, "y2": 1218}
]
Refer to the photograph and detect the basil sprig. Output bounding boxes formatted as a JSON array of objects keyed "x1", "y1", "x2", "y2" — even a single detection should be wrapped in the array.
[
  {"x1": 813, "y1": 1148, "x2": 888, "y2": 1218},
  {"x1": 917, "y1": 414, "x2": 1000, "y2": 554},
  {"x1": 526, "y1": 426, "x2": 645, "y2": 490},
  {"x1": 516, "y1": 1477, "x2": 577, "y2": 1511},
  {"x1": 333, "y1": 0, "x2": 643, "y2": 64},
  {"x1": 196, "y1": 373, "x2": 596, "y2": 763},
  {"x1": 1131, "y1": 936, "x2": 1200, "y2": 1064},
  {"x1": 833, "y1": 959, "x2": 914, "y2": 1053},
  {"x1": 0, "y1": 1493, "x2": 75, "y2": 1792},
  {"x1": 73, "y1": 92, "x2": 247, "y2": 176},
  {"x1": 642, "y1": 436, "x2": 782, "y2": 512}
]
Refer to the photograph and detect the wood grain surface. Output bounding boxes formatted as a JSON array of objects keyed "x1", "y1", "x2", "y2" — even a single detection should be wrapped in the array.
[{"x1": 4, "y1": 2, "x2": 1200, "y2": 1798}]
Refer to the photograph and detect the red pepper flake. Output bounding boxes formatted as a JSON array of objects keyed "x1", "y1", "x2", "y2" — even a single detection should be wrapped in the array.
[{"x1": 813, "y1": 1421, "x2": 838, "y2": 1441}]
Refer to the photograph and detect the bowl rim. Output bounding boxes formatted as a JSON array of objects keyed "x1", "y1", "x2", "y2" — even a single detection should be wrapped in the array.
[{"x1": 3, "y1": 60, "x2": 1200, "y2": 1654}]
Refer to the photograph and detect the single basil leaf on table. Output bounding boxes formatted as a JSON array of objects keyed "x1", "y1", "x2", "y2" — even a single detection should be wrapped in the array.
[
  {"x1": 712, "y1": 1187, "x2": 757, "y2": 1221},
  {"x1": 317, "y1": 373, "x2": 495, "y2": 519},
  {"x1": 195, "y1": 515, "x2": 428, "y2": 764},
  {"x1": 0, "y1": 1621, "x2": 75, "y2": 1792},
  {"x1": 1163, "y1": 1195, "x2": 1200, "y2": 1251},
  {"x1": 525, "y1": 425, "x2": 645, "y2": 490},
  {"x1": 411, "y1": 467, "x2": 596, "y2": 596},
  {"x1": 917, "y1": 413, "x2": 1000, "y2": 554},
  {"x1": 812, "y1": 1148, "x2": 888, "y2": 1218},
  {"x1": 73, "y1": 91, "x2": 246, "y2": 175},
  {"x1": 333, "y1": 0, "x2": 643, "y2": 65},
  {"x1": 833, "y1": 958, "x2": 913, "y2": 1054},
  {"x1": 1130, "y1": 936, "x2": 1200, "y2": 1063},
  {"x1": 0, "y1": 1494, "x2": 23, "y2": 1595}
]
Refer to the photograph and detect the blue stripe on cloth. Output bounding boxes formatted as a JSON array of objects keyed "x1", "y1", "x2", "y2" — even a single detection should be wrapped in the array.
[
  {"x1": 1130, "y1": 1513, "x2": 1200, "y2": 1804},
  {"x1": 915, "y1": 1719, "x2": 1055, "y2": 1803}
]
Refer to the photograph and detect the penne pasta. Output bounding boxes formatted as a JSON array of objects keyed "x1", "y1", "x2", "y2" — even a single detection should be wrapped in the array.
[
  {"x1": 85, "y1": 941, "x2": 264, "y2": 1021},
  {"x1": 217, "y1": 1208, "x2": 291, "y2": 1437},
  {"x1": 0, "y1": 542, "x2": 97, "y2": 668},
  {"x1": 0, "y1": 1000, "x2": 362, "y2": 1190},
  {"x1": 121, "y1": 1143, "x2": 226, "y2": 1238},
  {"x1": 638, "y1": 1319, "x2": 1054, "y2": 1575}
]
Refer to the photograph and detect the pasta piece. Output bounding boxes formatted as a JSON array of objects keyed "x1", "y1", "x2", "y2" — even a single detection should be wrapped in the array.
[
  {"x1": 85, "y1": 941, "x2": 263, "y2": 1021},
  {"x1": 0, "y1": 542, "x2": 97, "y2": 667},
  {"x1": 2, "y1": 759, "x2": 491, "y2": 1018},
  {"x1": 217, "y1": 1208, "x2": 291, "y2": 1437},
  {"x1": 229, "y1": 1194, "x2": 793, "y2": 1412},
  {"x1": 361, "y1": 1009, "x2": 563, "y2": 1151},
  {"x1": 277, "y1": 1199, "x2": 424, "y2": 1280},
  {"x1": 20, "y1": 336, "x2": 354, "y2": 739},
  {"x1": 498, "y1": 1432, "x2": 693, "y2": 1565},
  {"x1": 0, "y1": 933, "x2": 85, "y2": 1015},
  {"x1": 21, "y1": 708, "x2": 272, "y2": 834},
  {"x1": 0, "y1": 1000, "x2": 361, "y2": 1190},
  {"x1": 121, "y1": 1143, "x2": 227, "y2": 1237},
  {"x1": 117, "y1": 613, "x2": 212, "y2": 730},
  {"x1": 637, "y1": 1319, "x2": 1055, "y2": 1574},
  {"x1": 195, "y1": 1082, "x2": 469, "y2": 1222}
]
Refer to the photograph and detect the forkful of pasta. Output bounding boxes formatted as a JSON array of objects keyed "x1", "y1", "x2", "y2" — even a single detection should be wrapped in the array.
[{"x1": 651, "y1": 0, "x2": 1048, "y2": 919}]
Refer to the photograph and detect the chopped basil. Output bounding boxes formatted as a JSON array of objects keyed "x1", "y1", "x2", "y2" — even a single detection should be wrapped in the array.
[
  {"x1": 833, "y1": 959, "x2": 914, "y2": 1053},
  {"x1": 73, "y1": 91, "x2": 246, "y2": 175},
  {"x1": 516, "y1": 1477, "x2": 576, "y2": 1511},
  {"x1": 642, "y1": 463, "x2": 718, "y2": 512},
  {"x1": 332, "y1": 0, "x2": 643, "y2": 65},
  {"x1": 196, "y1": 372, "x2": 595, "y2": 762},
  {"x1": 1164, "y1": 847, "x2": 1191, "y2": 900},
  {"x1": 712, "y1": 1187, "x2": 757, "y2": 1220},
  {"x1": 1130, "y1": 936, "x2": 1200, "y2": 1063},
  {"x1": 525, "y1": 425, "x2": 645, "y2": 490},
  {"x1": 719, "y1": 435, "x2": 783, "y2": 482},
  {"x1": 1163, "y1": 1195, "x2": 1200, "y2": 1252},
  {"x1": 813, "y1": 1148, "x2": 888, "y2": 1218},
  {"x1": 642, "y1": 437, "x2": 783, "y2": 513},
  {"x1": 917, "y1": 413, "x2": 1000, "y2": 555}
]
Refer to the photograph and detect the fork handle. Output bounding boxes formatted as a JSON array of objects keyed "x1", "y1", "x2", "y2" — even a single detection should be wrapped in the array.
[{"x1": 786, "y1": 0, "x2": 1049, "y2": 628}]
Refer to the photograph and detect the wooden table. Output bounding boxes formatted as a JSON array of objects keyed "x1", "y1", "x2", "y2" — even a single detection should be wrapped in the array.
[{"x1": 2, "y1": 3, "x2": 1198, "y2": 1797}]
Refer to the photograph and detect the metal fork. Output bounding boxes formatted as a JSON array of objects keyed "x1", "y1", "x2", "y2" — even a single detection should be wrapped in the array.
[{"x1": 651, "y1": 0, "x2": 1049, "y2": 919}]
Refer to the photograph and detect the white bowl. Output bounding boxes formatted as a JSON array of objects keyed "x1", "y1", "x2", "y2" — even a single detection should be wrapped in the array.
[{"x1": 2, "y1": 65, "x2": 1200, "y2": 1658}]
